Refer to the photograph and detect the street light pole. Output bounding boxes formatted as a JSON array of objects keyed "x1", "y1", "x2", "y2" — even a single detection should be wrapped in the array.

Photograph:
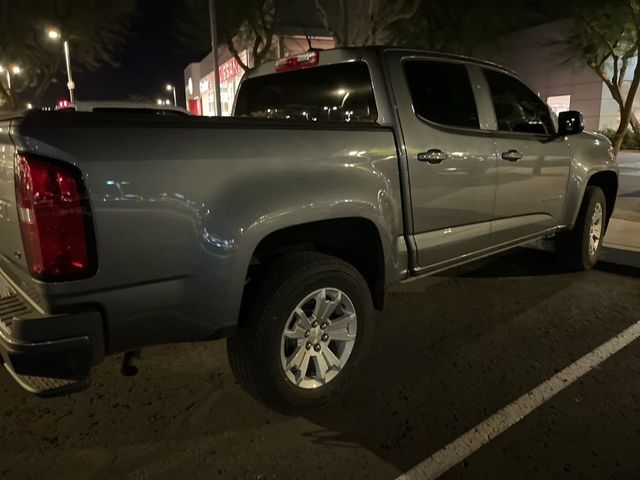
[
  {"x1": 0, "y1": 66, "x2": 20, "y2": 91},
  {"x1": 208, "y1": 0, "x2": 222, "y2": 116},
  {"x1": 47, "y1": 29, "x2": 76, "y2": 103},
  {"x1": 0, "y1": 65, "x2": 22, "y2": 111},
  {"x1": 63, "y1": 40, "x2": 76, "y2": 103},
  {"x1": 166, "y1": 84, "x2": 177, "y2": 106}
]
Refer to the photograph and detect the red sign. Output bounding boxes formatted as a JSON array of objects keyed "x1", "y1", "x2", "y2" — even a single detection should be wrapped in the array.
[
  {"x1": 218, "y1": 56, "x2": 243, "y2": 84},
  {"x1": 188, "y1": 98, "x2": 202, "y2": 116}
]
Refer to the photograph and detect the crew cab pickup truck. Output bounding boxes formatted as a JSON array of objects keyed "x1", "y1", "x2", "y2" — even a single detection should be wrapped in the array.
[{"x1": 0, "y1": 48, "x2": 618, "y2": 413}]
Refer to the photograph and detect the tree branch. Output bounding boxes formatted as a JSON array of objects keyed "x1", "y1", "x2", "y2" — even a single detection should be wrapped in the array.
[
  {"x1": 313, "y1": 0, "x2": 344, "y2": 46},
  {"x1": 381, "y1": 0, "x2": 424, "y2": 30},
  {"x1": 591, "y1": 62, "x2": 625, "y2": 106},
  {"x1": 223, "y1": 32, "x2": 250, "y2": 71},
  {"x1": 580, "y1": 17, "x2": 620, "y2": 60},
  {"x1": 612, "y1": 0, "x2": 640, "y2": 152}
]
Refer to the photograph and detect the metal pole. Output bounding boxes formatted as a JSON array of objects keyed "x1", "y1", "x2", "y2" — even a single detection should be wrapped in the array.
[
  {"x1": 5, "y1": 72, "x2": 10, "y2": 91},
  {"x1": 172, "y1": 86, "x2": 177, "y2": 106},
  {"x1": 208, "y1": 0, "x2": 222, "y2": 116},
  {"x1": 64, "y1": 40, "x2": 76, "y2": 103}
]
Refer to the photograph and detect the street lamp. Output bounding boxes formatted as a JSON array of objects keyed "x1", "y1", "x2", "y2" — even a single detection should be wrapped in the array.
[
  {"x1": 0, "y1": 64, "x2": 21, "y2": 91},
  {"x1": 166, "y1": 84, "x2": 177, "y2": 106},
  {"x1": 46, "y1": 28, "x2": 76, "y2": 103},
  {"x1": 208, "y1": 0, "x2": 222, "y2": 116}
]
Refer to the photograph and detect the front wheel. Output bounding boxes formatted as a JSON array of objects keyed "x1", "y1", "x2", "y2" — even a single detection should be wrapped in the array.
[
  {"x1": 227, "y1": 252, "x2": 374, "y2": 415},
  {"x1": 555, "y1": 186, "x2": 607, "y2": 271}
]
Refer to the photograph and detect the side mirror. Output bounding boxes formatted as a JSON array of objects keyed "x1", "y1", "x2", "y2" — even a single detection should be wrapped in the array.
[{"x1": 558, "y1": 111, "x2": 584, "y2": 136}]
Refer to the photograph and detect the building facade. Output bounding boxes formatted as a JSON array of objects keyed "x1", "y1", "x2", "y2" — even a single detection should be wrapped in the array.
[
  {"x1": 487, "y1": 21, "x2": 637, "y2": 132},
  {"x1": 184, "y1": 35, "x2": 335, "y2": 117}
]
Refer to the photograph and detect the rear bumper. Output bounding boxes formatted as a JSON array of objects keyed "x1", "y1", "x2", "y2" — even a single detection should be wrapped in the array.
[{"x1": 0, "y1": 281, "x2": 104, "y2": 397}]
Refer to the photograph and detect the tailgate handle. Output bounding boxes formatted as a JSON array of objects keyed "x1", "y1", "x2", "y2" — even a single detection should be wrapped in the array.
[{"x1": 418, "y1": 149, "x2": 448, "y2": 164}]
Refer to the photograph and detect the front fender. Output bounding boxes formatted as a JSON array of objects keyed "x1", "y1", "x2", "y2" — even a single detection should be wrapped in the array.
[{"x1": 562, "y1": 132, "x2": 618, "y2": 229}]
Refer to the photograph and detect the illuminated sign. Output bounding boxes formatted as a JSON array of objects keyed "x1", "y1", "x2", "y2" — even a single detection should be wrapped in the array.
[{"x1": 219, "y1": 57, "x2": 242, "y2": 84}]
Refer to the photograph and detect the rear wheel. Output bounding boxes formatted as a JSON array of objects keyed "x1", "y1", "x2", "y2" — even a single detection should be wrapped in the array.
[
  {"x1": 555, "y1": 186, "x2": 607, "y2": 271},
  {"x1": 227, "y1": 252, "x2": 374, "y2": 414}
]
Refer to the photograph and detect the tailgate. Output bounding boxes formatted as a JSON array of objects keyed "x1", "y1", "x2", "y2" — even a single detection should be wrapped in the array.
[{"x1": 0, "y1": 121, "x2": 37, "y2": 301}]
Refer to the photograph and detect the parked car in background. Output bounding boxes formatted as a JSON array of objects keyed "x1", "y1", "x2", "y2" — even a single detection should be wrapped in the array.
[{"x1": 0, "y1": 47, "x2": 618, "y2": 414}]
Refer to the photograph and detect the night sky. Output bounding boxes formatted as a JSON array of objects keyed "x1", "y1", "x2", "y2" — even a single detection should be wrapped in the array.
[{"x1": 42, "y1": 0, "x2": 207, "y2": 107}]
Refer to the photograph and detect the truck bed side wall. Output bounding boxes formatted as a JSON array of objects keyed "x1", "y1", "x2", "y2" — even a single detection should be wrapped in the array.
[{"x1": 9, "y1": 117, "x2": 404, "y2": 354}]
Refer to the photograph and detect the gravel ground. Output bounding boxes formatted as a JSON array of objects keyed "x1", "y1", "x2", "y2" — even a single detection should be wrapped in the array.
[{"x1": 0, "y1": 249, "x2": 638, "y2": 480}]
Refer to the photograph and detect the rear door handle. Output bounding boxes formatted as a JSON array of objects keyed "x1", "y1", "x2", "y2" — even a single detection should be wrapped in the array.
[
  {"x1": 418, "y1": 149, "x2": 448, "y2": 164},
  {"x1": 502, "y1": 149, "x2": 523, "y2": 162}
]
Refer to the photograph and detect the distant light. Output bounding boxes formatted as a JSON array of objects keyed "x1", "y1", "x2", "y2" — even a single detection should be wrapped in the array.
[
  {"x1": 156, "y1": 99, "x2": 163, "y2": 105},
  {"x1": 26, "y1": 103, "x2": 33, "y2": 110},
  {"x1": 166, "y1": 84, "x2": 173, "y2": 91},
  {"x1": 164, "y1": 99, "x2": 171, "y2": 105},
  {"x1": 12, "y1": 66, "x2": 21, "y2": 75},
  {"x1": 337, "y1": 89, "x2": 347, "y2": 95},
  {"x1": 57, "y1": 99, "x2": 71, "y2": 108},
  {"x1": 47, "y1": 29, "x2": 61, "y2": 40}
]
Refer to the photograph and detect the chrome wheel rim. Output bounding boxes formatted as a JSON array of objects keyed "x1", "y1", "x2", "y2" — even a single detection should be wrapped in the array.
[
  {"x1": 280, "y1": 288, "x2": 357, "y2": 389},
  {"x1": 589, "y1": 203, "x2": 603, "y2": 256}
]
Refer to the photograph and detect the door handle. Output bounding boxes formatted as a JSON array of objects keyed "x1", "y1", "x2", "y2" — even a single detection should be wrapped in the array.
[
  {"x1": 418, "y1": 149, "x2": 448, "y2": 164},
  {"x1": 502, "y1": 149, "x2": 523, "y2": 162}
]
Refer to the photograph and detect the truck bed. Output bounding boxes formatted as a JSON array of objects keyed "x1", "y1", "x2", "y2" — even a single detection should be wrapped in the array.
[{"x1": 0, "y1": 110, "x2": 403, "y2": 354}]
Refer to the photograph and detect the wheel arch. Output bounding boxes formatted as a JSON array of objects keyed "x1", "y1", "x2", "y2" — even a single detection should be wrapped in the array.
[
  {"x1": 585, "y1": 170, "x2": 618, "y2": 229},
  {"x1": 242, "y1": 217, "x2": 387, "y2": 320},
  {"x1": 565, "y1": 167, "x2": 619, "y2": 230}
]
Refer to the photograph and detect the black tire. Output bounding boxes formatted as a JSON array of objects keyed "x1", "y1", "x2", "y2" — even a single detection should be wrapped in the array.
[
  {"x1": 227, "y1": 252, "x2": 374, "y2": 415},
  {"x1": 555, "y1": 186, "x2": 607, "y2": 271}
]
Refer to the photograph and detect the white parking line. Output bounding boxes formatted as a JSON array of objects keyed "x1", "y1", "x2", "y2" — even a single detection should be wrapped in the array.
[{"x1": 397, "y1": 319, "x2": 640, "y2": 480}]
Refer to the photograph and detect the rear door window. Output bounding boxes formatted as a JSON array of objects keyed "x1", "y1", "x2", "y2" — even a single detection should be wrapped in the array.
[
  {"x1": 403, "y1": 60, "x2": 480, "y2": 129},
  {"x1": 234, "y1": 62, "x2": 377, "y2": 123}
]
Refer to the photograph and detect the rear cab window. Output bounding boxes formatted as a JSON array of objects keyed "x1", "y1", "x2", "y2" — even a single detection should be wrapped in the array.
[
  {"x1": 403, "y1": 60, "x2": 480, "y2": 130},
  {"x1": 234, "y1": 62, "x2": 378, "y2": 123}
]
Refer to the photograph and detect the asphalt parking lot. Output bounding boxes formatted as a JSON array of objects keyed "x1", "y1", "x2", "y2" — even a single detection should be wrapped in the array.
[{"x1": 1, "y1": 249, "x2": 639, "y2": 480}]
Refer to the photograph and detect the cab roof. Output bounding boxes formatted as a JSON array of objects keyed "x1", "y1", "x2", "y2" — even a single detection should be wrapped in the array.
[{"x1": 246, "y1": 46, "x2": 515, "y2": 80}]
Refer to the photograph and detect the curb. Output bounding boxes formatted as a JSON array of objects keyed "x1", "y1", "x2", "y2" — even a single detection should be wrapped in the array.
[
  {"x1": 525, "y1": 240, "x2": 640, "y2": 272},
  {"x1": 600, "y1": 246, "x2": 640, "y2": 270}
]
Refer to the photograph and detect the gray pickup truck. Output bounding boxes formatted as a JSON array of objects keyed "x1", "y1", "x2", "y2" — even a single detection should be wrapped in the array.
[{"x1": 0, "y1": 47, "x2": 618, "y2": 413}]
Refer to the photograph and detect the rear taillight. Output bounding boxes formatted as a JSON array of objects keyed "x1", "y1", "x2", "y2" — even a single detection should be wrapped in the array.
[
  {"x1": 14, "y1": 154, "x2": 96, "y2": 281},
  {"x1": 275, "y1": 50, "x2": 319, "y2": 72}
]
